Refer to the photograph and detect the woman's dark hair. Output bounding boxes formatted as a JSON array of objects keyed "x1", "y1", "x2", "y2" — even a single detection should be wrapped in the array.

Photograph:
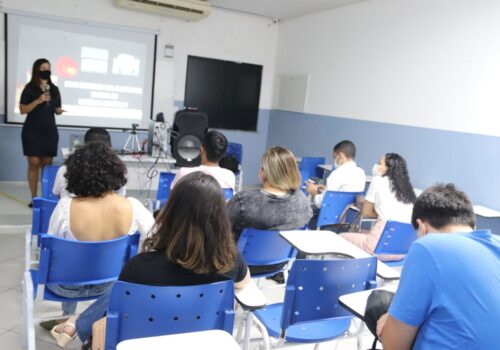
[
  {"x1": 64, "y1": 142, "x2": 127, "y2": 197},
  {"x1": 411, "y1": 183, "x2": 475, "y2": 230},
  {"x1": 143, "y1": 172, "x2": 237, "y2": 275},
  {"x1": 29, "y1": 58, "x2": 59, "y2": 99},
  {"x1": 384, "y1": 153, "x2": 416, "y2": 204}
]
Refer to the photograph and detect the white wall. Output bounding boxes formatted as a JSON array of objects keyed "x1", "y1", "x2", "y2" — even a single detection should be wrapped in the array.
[
  {"x1": 0, "y1": 0, "x2": 278, "y2": 123},
  {"x1": 275, "y1": 0, "x2": 500, "y2": 137}
]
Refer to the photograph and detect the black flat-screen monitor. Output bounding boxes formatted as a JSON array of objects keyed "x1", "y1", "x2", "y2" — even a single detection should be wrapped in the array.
[{"x1": 184, "y1": 55, "x2": 262, "y2": 131}]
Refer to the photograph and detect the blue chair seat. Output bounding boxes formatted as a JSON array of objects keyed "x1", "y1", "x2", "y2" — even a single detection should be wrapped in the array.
[
  {"x1": 254, "y1": 303, "x2": 352, "y2": 343},
  {"x1": 42, "y1": 284, "x2": 109, "y2": 303}
]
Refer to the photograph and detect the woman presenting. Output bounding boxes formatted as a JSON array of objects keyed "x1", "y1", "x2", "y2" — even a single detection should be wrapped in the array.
[{"x1": 19, "y1": 58, "x2": 64, "y2": 206}]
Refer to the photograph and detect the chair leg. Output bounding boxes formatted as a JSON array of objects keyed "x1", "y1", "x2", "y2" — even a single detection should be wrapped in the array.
[
  {"x1": 22, "y1": 271, "x2": 35, "y2": 350},
  {"x1": 252, "y1": 315, "x2": 271, "y2": 350},
  {"x1": 235, "y1": 310, "x2": 245, "y2": 343},
  {"x1": 242, "y1": 310, "x2": 253, "y2": 350}
]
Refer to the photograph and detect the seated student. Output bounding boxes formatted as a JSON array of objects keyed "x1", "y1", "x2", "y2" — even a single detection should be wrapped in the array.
[
  {"x1": 305, "y1": 140, "x2": 366, "y2": 208},
  {"x1": 52, "y1": 127, "x2": 126, "y2": 198},
  {"x1": 340, "y1": 153, "x2": 416, "y2": 260},
  {"x1": 46, "y1": 142, "x2": 154, "y2": 343},
  {"x1": 51, "y1": 172, "x2": 251, "y2": 348},
  {"x1": 227, "y1": 146, "x2": 312, "y2": 274},
  {"x1": 170, "y1": 130, "x2": 236, "y2": 190},
  {"x1": 377, "y1": 183, "x2": 500, "y2": 350}
]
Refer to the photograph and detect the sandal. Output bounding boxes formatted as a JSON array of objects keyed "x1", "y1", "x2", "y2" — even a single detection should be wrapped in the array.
[{"x1": 51, "y1": 321, "x2": 77, "y2": 348}]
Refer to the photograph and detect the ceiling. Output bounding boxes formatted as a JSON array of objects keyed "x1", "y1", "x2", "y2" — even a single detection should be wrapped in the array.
[{"x1": 209, "y1": 0, "x2": 369, "y2": 20}]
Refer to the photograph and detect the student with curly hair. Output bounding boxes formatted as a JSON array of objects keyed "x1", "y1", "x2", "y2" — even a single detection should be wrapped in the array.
[
  {"x1": 340, "y1": 153, "x2": 416, "y2": 260},
  {"x1": 47, "y1": 142, "x2": 154, "y2": 346},
  {"x1": 52, "y1": 127, "x2": 126, "y2": 198}
]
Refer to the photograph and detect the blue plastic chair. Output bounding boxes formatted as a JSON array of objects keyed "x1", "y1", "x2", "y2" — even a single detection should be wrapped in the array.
[
  {"x1": 156, "y1": 172, "x2": 176, "y2": 208},
  {"x1": 31, "y1": 197, "x2": 58, "y2": 237},
  {"x1": 41, "y1": 165, "x2": 61, "y2": 200},
  {"x1": 223, "y1": 188, "x2": 234, "y2": 200},
  {"x1": 105, "y1": 280, "x2": 235, "y2": 348},
  {"x1": 237, "y1": 228, "x2": 297, "y2": 279},
  {"x1": 374, "y1": 221, "x2": 418, "y2": 267},
  {"x1": 225, "y1": 142, "x2": 243, "y2": 172},
  {"x1": 316, "y1": 191, "x2": 361, "y2": 228},
  {"x1": 299, "y1": 157, "x2": 325, "y2": 182},
  {"x1": 252, "y1": 257, "x2": 378, "y2": 349},
  {"x1": 23, "y1": 233, "x2": 140, "y2": 349}
]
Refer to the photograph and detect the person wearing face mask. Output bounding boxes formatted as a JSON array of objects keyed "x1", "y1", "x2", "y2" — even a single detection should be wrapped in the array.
[
  {"x1": 20, "y1": 58, "x2": 65, "y2": 207},
  {"x1": 340, "y1": 153, "x2": 416, "y2": 259},
  {"x1": 375, "y1": 183, "x2": 500, "y2": 350},
  {"x1": 305, "y1": 140, "x2": 366, "y2": 209}
]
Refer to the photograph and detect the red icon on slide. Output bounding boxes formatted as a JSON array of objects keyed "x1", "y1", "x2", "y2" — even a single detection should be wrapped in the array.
[{"x1": 56, "y1": 56, "x2": 79, "y2": 78}]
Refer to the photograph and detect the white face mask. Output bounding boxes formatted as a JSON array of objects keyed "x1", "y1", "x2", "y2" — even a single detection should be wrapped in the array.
[
  {"x1": 334, "y1": 161, "x2": 340, "y2": 169},
  {"x1": 372, "y1": 163, "x2": 382, "y2": 177}
]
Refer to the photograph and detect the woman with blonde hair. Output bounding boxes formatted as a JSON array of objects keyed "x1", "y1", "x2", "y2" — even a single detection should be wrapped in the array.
[{"x1": 228, "y1": 146, "x2": 312, "y2": 275}]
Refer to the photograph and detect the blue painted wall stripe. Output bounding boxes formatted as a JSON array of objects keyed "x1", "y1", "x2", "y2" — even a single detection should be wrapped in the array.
[{"x1": 266, "y1": 109, "x2": 500, "y2": 211}]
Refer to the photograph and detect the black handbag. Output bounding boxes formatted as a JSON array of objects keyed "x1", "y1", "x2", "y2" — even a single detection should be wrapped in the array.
[{"x1": 364, "y1": 289, "x2": 395, "y2": 350}]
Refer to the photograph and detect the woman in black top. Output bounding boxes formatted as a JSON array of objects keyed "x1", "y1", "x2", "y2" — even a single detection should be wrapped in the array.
[
  {"x1": 19, "y1": 58, "x2": 64, "y2": 205},
  {"x1": 50, "y1": 172, "x2": 250, "y2": 348}
]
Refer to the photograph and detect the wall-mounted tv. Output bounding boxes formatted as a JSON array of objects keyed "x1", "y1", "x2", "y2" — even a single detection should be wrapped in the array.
[{"x1": 184, "y1": 55, "x2": 263, "y2": 132}]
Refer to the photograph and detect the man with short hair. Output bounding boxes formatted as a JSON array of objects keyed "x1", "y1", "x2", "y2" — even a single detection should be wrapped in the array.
[
  {"x1": 52, "y1": 128, "x2": 126, "y2": 198},
  {"x1": 170, "y1": 130, "x2": 235, "y2": 189},
  {"x1": 377, "y1": 183, "x2": 500, "y2": 349},
  {"x1": 305, "y1": 140, "x2": 366, "y2": 208}
]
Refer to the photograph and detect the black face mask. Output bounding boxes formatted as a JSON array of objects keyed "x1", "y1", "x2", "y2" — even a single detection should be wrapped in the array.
[{"x1": 39, "y1": 70, "x2": 51, "y2": 80}]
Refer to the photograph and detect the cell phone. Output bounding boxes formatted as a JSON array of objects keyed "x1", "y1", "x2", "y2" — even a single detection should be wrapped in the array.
[
  {"x1": 360, "y1": 219, "x2": 377, "y2": 231},
  {"x1": 307, "y1": 177, "x2": 322, "y2": 184}
]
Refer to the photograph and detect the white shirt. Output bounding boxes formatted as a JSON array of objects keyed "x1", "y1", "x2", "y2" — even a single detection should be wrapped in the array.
[
  {"x1": 365, "y1": 175, "x2": 413, "y2": 223},
  {"x1": 47, "y1": 196, "x2": 155, "y2": 244},
  {"x1": 314, "y1": 161, "x2": 366, "y2": 208},
  {"x1": 170, "y1": 165, "x2": 236, "y2": 190},
  {"x1": 52, "y1": 165, "x2": 126, "y2": 198}
]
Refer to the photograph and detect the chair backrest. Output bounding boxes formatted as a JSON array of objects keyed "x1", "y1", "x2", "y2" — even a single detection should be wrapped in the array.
[
  {"x1": 32, "y1": 197, "x2": 58, "y2": 235},
  {"x1": 299, "y1": 157, "x2": 325, "y2": 182},
  {"x1": 156, "y1": 172, "x2": 176, "y2": 206},
  {"x1": 317, "y1": 191, "x2": 361, "y2": 227},
  {"x1": 281, "y1": 257, "x2": 378, "y2": 331},
  {"x1": 225, "y1": 142, "x2": 243, "y2": 164},
  {"x1": 36, "y1": 233, "x2": 140, "y2": 285},
  {"x1": 105, "y1": 280, "x2": 235, "y2": 348},
  {"x1": 237, "y1": 228, "x2": 297, "y2": 266},
  {"x1": 222, "y1": 188, "x2": 234, "y2": 200},
  {"x1": 41, "y1": 165, "x2": 61, "y2": 200},
  {"x1": 374, "y1": 221, "x2": 418, "y2": 255}
]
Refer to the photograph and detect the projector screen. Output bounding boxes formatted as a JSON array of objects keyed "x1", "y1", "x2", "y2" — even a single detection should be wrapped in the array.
[{"x1": 6, "y1": 13, "x2": 156, "y2": 129}]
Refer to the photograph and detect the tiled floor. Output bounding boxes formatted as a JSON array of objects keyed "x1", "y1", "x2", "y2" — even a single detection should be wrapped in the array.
[{"x1": 0, "y1": 182, "x2": 379, "y2": 349}]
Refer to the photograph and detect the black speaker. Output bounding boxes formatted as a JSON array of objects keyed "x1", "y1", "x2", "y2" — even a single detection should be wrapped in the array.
[{"x1": 171, "y1": 109, "x2": 208, "y2": 167}]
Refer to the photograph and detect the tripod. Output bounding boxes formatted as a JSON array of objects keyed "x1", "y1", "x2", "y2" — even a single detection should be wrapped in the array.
[{"x1": 122, "y1": 124, "x2": 142, "y2": 153}]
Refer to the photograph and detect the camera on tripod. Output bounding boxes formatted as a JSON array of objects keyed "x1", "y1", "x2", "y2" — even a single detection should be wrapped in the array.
[{"x1": 122, "y1": 123, "x2": 143, "y2": 154}]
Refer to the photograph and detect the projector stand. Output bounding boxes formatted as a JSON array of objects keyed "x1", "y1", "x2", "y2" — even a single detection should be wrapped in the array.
[{"x1": 122, "y1": 125, "x2": 142, "y2": 154}]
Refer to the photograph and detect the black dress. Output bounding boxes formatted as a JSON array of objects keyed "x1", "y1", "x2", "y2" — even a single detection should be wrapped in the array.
[{"x1": 20, "y1": 83, "x2": 61, "y2": 157}]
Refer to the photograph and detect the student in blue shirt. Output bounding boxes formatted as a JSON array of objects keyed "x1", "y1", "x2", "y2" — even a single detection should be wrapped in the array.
[{"x1": 377, "y1": 183, "x2": 500, "y2": 350}]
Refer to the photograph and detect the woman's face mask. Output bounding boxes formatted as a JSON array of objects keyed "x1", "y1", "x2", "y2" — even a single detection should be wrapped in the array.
[
  {"x1": 39, "y1": 70, "x2": 51, "y2": 80},
  {"x1": 372, "y1": 163, "x2": 382, "y2": 177}
]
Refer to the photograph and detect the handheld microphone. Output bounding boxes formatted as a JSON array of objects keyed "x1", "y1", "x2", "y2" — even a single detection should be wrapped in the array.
[{"x1": 44, "y1": 84, "x2": 50, "y2": 107}]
